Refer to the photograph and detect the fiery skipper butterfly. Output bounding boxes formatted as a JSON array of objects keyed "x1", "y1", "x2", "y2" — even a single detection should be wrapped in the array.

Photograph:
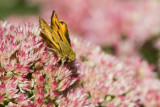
[{"x1": 39, "y1": 11, "x2": 87, "y2": 67}]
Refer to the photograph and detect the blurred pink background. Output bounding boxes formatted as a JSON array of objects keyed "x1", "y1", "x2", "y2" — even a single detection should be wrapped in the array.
[{"x1": 6, "y1": 0, "x2": 160, "y2": 45}]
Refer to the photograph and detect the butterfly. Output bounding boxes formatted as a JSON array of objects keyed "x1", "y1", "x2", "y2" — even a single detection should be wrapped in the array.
[{"x1": 39, "y1": 11, "x2": 87, "y2": 68}]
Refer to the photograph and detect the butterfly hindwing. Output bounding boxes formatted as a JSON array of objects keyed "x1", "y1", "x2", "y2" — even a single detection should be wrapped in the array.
[
  {"x1": 50, "y1": 11, "x2": 71, "y2": 46},
  {"x1": 50, "y1": 11, "x2": 66, "y2": 43},
  {"x1": 59, "y1": 20, "x2": 71, "y2": 46}
]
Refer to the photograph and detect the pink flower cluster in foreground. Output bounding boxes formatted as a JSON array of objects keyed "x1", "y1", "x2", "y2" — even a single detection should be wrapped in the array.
[
  {"x1": 0, "y1": 21, "x2": 80, "y2": 106},
  {"x1": 41, "y1": 0, "x2": 160, "y2": 45},
  {"x1": 0, "y1": 21, "x2": 160, "y2": 106}
]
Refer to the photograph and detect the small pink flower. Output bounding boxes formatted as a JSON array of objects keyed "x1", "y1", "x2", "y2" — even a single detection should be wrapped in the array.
[
  {"x1": 38, "y1": 75, "x2": 45, "y2": 86},
  {"x1": 0, "y1": 94, "x2": 3, "y2": 104},
  {"x1": 58, "y1": 88, "x2": 89, "y2": 107},
  {"x1": 34, "y1": 98, "x2": 43, "y2": 107},
  {"x1": 57, "y1": 78, "x2": 72, "y2": 91},
  {"x1": 35, "y1": 86, "x2": 44, "y2": 93},
  {"x1": 50, "y1": 91, "x2": 59, "y2": 100},
  {"x1": 49, "y1": 81, "x2": 57, "y2": 89},
  {"x1": 0, "y1": 83, "x2": 6, "y2": 94}
]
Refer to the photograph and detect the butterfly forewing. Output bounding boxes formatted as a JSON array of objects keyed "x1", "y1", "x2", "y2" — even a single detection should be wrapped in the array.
[
  {"x1": 39, "y1": 17, "x2": 61, "y2": 52},
  {"x1": 50, "y1": 11, "x2": 67, "y2": 46},
  {"x1": 51, "y1": 11, "x2": 60, "y2": 30},
  {"x1": 50, "y1": 11, "x2": 71, "y2": 47}
]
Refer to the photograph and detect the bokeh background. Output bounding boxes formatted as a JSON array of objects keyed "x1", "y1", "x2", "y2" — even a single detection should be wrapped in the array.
[{"x1": 1, "y1": 0, "x2": 160, "y2": 77}]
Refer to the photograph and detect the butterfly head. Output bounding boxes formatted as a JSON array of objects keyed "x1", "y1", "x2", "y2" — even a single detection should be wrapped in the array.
[{"x1": 65, "y1": 52, "x2": 76, "y2": 62}]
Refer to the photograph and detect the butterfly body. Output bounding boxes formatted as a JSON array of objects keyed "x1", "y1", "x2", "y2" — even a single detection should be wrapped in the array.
[
  {"x1": 39, "y1": 11, "x2": 76, "y2": 65},
  {"x1": 56, "y1": 40, "x2": 76, "y2": 63}
]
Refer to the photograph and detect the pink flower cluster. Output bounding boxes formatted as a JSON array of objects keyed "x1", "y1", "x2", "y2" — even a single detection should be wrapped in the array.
[
  {"x1": 73, "y1": 38, "x2": 160, "y2": 106},
  {"x1": 41, "y1": 0, "x2": 160, "y2": 45},
  {"x1": 0, "y1": 21, "x2": 160, "y2": 106},
  {"x1": 0, "y1": 21, "x2": 81, "y2": 106}
]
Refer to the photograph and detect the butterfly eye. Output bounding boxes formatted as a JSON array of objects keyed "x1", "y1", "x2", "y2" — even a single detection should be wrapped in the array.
[{"x1": 65, "y1": 56, "x2": 69, "y2": 61}]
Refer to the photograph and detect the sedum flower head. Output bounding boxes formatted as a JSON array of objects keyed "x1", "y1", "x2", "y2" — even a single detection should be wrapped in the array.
[
  {"x1": 0, "y1": 21, "x2": 160, "y2": 107},
  {"x1": 0, "y1": 21, "x2": 80, "y2": 106},
  {"x1": 72, "y1": 36, "x2": 160, "y2": 106}
]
